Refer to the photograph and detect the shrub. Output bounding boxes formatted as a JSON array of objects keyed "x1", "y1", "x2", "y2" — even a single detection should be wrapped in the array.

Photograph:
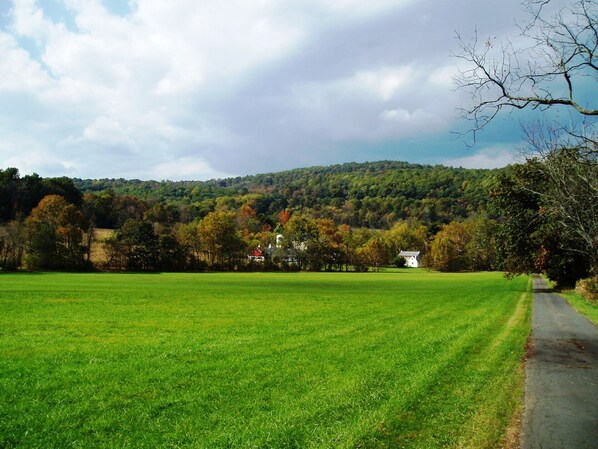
[{"x1": 575, "y1": 276, "x2": 598, "y2": 302}]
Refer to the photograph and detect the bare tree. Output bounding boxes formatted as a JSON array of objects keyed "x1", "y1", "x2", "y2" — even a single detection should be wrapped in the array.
[
  {"x1": 455, "y1": 0, "x2": 597, "y2": 140},
  {"x1": 522, "y1": 123, "x2": 598, "y2": 271},
  {"x1": 455, "y1": 0, "x2": 598, "y2": 280}
]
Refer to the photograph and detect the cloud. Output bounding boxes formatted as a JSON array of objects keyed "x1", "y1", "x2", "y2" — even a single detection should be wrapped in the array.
[
  {"x1": 443, "y1": 146, "x2": 520, "y2": 169},
  {"x1": 58, "y1": 116, "x2": 138, "y2": 153},
  {"x1": 342, "y1": 66, "x2": 416, "y2": 101},
  {"x1": 0, "y1": 0, "x2": 553, "y2": 180},
  {"x1": 152, "y1": 156, "x2": 235, "y2": 181},
  {"x1": 0, "y1": 31, "x2": 50, "y2": 91},
  {"x1": 428, "y1": 63, "x2": 462, "y2": 88}
]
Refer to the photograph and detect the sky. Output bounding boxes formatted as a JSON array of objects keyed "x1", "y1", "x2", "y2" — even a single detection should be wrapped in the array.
[{"x1": 0, "y1": 0, "x2": 589, "y2": 180}]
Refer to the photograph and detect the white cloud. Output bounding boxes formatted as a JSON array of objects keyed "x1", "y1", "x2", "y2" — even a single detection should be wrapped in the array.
[
  {"x1": 0, "y1": 143, "x2": 77, "y2": 177},
  {"x1": 349, "y1": 67, "x2": 415, "y2": 101},
  {"x1": 428, "y1": 63, "x2": 460, "y2": 88},
  {"x1": 291, "y1": 66, "x2": 416, "y2": 105},
  {"x1": 10, "y1": 0, "x2": 50, "y2": 42},
  {"x1": 152, "y1": 156, "x2": 235, "y2": 181},
  {"x1": 0, "y1": 32, "x2": 50, "y2": 91},
  {"x1": 59, "y1": 116, "x2": 138, "y2": 151},
  {"x1": 380, "y1": 108, "x2": 412, "y2": 121},
  {"x1": 288, "y1": 64, "x2": 454, "y2": 143},
  {"x1": 444, "y1": 146, "x2": 519, "y2": 169},
  {"x1": 0, "y1": 0, "x2": 553, "y2": 179},
  {"x1": 379, "y1": 107, "x2": 435, "y2": 123}
]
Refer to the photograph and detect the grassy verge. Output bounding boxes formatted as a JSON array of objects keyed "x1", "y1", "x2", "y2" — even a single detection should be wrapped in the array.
[
  {"x1": 560, "y1": 291, "x2": 598, "y2": 326},
  {"x1": 0, "y1": 271, "x2": 530, "y2": 448}
]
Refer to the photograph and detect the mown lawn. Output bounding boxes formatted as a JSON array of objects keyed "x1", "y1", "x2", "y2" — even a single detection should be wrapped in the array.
[{"x1": 0, "y1": 271, "x2": 531, "y2": 448}]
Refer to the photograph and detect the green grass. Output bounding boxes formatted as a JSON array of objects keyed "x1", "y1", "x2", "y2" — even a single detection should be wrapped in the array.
[
  {"x1": 560, "y1": 291, "x2": 598, "y2": 326},
  {"x1": 0, "y1": 271, "x2": 531, "y2": 449}
]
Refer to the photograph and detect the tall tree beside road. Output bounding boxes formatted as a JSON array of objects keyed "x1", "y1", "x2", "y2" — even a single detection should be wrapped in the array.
[
  {"x1": 455, "y1": 0, "x2": 597, "y2": 282},
  {"x1": 491, "y1": 161, "x2": 593, "y2": 285}
]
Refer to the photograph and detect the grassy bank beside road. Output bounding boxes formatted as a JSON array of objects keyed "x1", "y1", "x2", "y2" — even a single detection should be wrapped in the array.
[
  {"x1": 0, "y1": 271, "x2": 530, "y2": 448},
  {"x1": 560, "y1": 291, "x2": 598, "y2": 326}
]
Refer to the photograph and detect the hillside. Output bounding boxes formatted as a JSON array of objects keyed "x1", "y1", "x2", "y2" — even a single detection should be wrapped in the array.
[{"x1": 74, "y1": 161, "x2": 500, "y2": 229}]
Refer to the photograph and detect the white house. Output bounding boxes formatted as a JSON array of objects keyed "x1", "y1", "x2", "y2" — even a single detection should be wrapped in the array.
[{"x1": 399, "y1": 250, "x2": 421, "y2": 268}]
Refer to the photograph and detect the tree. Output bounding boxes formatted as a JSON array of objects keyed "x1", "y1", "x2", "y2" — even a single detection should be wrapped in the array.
[
  {"x1": 387, "y1": 220, "x2": 428, "y2": 265},
  {"x1": 312, "y1": 218, "x2": 343, "y2": 271},
  {"x1": 455, "y1": 0, "x2": 597, "y2": 138},
  {"x1": 42, "y1": 177, "x2": 83, "y2": 208},
  {"x1": 525, "y1": 135, "x2": 598, "y2": 275},
  {"x1": 173, "y1": 222, "x2": 203, "y2": 269},
  {"x1": 0, "y1": 219, "x2": 25, "y2": 270},
  {"x1": 283, "y1": 214, "x2": 319, "y2": 270},
  {"x1": 342, "y1": 227, "x2": 373, "y2": 271},
  {"x1": 455, "y1": 0, "x2": 597, "y2": 281},
  {"x1": 278, "y1": 210, "x2": 292, "y2": 226},
  {"x1": 198, "y1": 211, "x2": 245, "y2": 268},
  {"x1": 429, "y1": 221, "x2": 472, "y2": 272},
  {"x1": 491, "y1": 161, "x2": 593, "y2": 285},
  {"x1": 144, "y1": 203, "x2": 177, "y2": 226},
  {"x1": 465, "y1": 214, "x2": 498, "y2": 271},
  {"x1": 159, "y1": 233, "x2": 187, "y2": 271},
  {"x1": 84, "y1": 190, "x2": 119, "y2": 228},
  {"x1": 115, "y1": 219, "x2": 160, "y2": 271},
  {"x1": 0, "y1": 168, "x2": 20, "y2": 221},
  {"x1": 24, "y1": 195, "x2": 88, "y2": 270},
  {"x1": 356, "y1": 234, "x2": 391, "y2": 272},
  {"x1": 237, "y1": 204, "x2": 260, "y2": 233},
  {"x1": 337, "y1": 224, "x2": 354, "y2": 271},
  {"x1": 115, "y1": 196, "x2": 147, "y2": 227}
]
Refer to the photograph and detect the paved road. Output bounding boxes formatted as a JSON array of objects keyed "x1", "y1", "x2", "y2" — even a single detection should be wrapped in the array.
[{"x1": 521, "y1": 275, "x2": 598, "y2": 449}]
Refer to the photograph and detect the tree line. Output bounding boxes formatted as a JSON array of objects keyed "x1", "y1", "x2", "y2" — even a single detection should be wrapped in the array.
[
  {"x1": 0, "y1": 165, "x2": 499, "y2": 274},
  {"x1": 2, "y1": 1, "x2": 595, "y2": 289},
  {"x1": 73, "y1": 161, "x2": 495, "y2": 231},
  {"x1": 2, "y1": 156, "x2": 595, "y2": 288}
]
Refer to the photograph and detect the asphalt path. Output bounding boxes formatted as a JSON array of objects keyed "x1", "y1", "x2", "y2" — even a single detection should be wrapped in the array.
[{"x1": 521, "y1": 275, "x2": 598, "y2": 449}]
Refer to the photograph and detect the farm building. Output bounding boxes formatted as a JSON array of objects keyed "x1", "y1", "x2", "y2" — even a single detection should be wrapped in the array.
[
  {"x1": 248, "y1": 247, "x2": 265, "y2": 262},
  {"x1": 399, "y1": 251, "x2": 421, "y2": 268}
]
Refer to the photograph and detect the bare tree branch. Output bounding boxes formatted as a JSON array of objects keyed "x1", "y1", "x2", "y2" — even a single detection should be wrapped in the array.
[
  {"x1": 517, "y1": 122, "x2": 598, "y2": 272},
  {"x1": 454, "y1": 0, "x2": 597, "y2": 141}
]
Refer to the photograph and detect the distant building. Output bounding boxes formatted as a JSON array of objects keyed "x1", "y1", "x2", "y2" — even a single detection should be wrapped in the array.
[
  {"x1": 276, "y1": 234, "x2": 284, "y2": 248},
  {"x1": 399, "y1": 250, "x2": 421, "y2": 268},
  {"x1": 248, "y1": 235, "x2": 300, "y2": 265},
  {"x1": 248, "y1": 247, "x2": 265, "y2": 262}
]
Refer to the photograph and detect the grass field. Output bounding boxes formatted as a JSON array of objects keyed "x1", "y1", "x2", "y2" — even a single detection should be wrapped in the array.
[{"x1": 0, "y1": 271, "x2": 531, "y2": 449}]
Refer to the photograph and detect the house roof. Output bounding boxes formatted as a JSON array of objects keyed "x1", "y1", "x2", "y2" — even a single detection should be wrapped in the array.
[
  {"x1": 399, "y1": 251, "x2": 420, "y2": 257},
  {"x1": 249, "y1": 247, "x2": 264, "y2": 257}
]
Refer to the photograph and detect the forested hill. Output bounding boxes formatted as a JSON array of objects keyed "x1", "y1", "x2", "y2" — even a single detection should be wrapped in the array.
[{"x1": 74, "y1": 161, "x2": 500, "y2": 229}]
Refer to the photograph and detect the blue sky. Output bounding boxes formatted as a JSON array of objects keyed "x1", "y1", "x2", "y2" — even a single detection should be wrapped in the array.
[{"x1": 0, "y1": 0, "x2": 593, "y2": 180}]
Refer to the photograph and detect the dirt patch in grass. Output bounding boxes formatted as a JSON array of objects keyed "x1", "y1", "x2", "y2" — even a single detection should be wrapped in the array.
[{"x1": 500, "y1": 402, "x2": 523, "y2": 449}]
